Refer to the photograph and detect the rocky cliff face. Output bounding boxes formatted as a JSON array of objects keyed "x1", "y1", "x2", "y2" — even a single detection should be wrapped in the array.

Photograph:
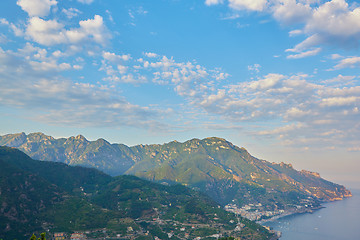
[
  {"x1": 0, "y1": 133, "x2": 352, "y2": 207},
  {"x1": 0, "y1": 132, "x2": 135, "y2": 176}
]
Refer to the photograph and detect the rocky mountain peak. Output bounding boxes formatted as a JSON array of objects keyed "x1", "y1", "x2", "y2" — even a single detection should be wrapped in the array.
[
  {"x1": 75, "y1": 134, "x2": 87, "y2": 141},
  {"x1": 95, "y1": 138, "x2": 110, "y2": 145},
  {"x1": 301, "y1": 170, "x2": 321, "y2": 178},
  {"x1": 27, "y1": 132, "x2": 54, "y2": 142},
  {"x1": 0, "y1": 132, "x2": 27, "y2": 147}
]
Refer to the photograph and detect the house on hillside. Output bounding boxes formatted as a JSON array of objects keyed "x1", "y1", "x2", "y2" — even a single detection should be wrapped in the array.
[
  {"x1": 70, "y1": 232, "x2": 86, "y2": 240},
  {"x1": 53, "y1": 232, "x2": 66, "y2": 240}
]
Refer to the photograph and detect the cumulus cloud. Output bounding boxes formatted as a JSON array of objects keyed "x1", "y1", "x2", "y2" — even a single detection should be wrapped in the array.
[
  {"x1": 17, "y1": 0, "x2": 57, "y2": 17},
  {"x1": 300, "y1": 0, "x2": 360, "y2": 49},
  {"x1": 168, "y1": 68, "x2": 360, "y2": 148},
  {"x1": 148, "y1": 56, "x2": 222, "y2": 97},
  {"x1": 26, "y1": 17, "x2": 66, "y2": 45},
  {"x1": 144, "y1": 52, "x2": 158, "y2": 58},
  {"x1": 97, "y1": 53, "x2": 358, "y2": 150},
  {"x1": 229, "y1": 0, "x2": 268, "y2": 11},
  {"x1": 205, "y1": 0, "x2": 268, "y2": 11},
  {"x1": 25, "y1": 15, "x2": 111, "y2": 46},
  {"x1": 103, "y1": 51, "x2": 131, "y2": 62},
  {"x1": 206, "y1": 0, "x2": 360, "y2": 52},
  {"x1": 272, "y1": 0, "x2": 312, "y2": 24},
  {"x1": 277, "y1": 0, "x2": 360, "y2": 53},
  {"x1": 100, "y1": 52, "x2": 144, "y2": 83}
]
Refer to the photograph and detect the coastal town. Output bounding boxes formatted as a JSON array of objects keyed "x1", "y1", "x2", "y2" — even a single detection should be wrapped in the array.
[{"x1": 224, "y1": 197, "x2": 319, "y2": 222}]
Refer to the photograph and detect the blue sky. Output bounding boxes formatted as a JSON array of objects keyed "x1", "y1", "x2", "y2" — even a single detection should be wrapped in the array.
[{"x1": 0, "y1": 0, "x2": 359, "y2": 187}]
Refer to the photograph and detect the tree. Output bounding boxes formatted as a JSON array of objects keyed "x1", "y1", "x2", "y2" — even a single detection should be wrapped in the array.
[
  {"x1": 40, "y1": 233, "x2": 46, "y2": 240},
  {"x1": 30, "y1": 232, "x2": 46, "y2": 240},
  {"x1": 30, "y1": 234, "x2": 37, "y2": 240}
]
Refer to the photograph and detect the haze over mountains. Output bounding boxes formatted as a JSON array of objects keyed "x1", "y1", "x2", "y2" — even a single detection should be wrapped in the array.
[{"x1": 0, "y1": 132, "x2": 351, "y2": 210}]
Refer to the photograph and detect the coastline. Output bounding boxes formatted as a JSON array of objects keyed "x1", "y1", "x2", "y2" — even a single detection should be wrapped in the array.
[
  {"x1": 260, "y1": 191, "x2": 359, "y2": 240},
  {"x1": 259, "y1": 192, "x2": 353, "y2": 225},
  {"x1": 258, "y1": 205, "x2": 326, "y2": 225}
]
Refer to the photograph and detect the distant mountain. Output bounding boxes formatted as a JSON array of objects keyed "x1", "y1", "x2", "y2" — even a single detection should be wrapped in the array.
[
  {"x1": 0, "y1": 146, "x2": 276, "y2": 240},
  {"x1": 0, "y1": 133, "x2": 351, "y2": 209},
  {"x1": 0, "y1": 132, "x2": 134, "y2": 176}
]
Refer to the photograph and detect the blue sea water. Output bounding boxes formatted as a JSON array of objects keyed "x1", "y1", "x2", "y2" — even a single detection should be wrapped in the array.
[{"x1": 265, "y1": 189, "x2": 360, "y2": 240}]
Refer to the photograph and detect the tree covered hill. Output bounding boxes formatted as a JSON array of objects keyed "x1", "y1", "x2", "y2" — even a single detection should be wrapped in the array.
[
  {"x1": 0, "y1": 133, "x2": 351, "y2": 208},
  {"x1": 0, "y1": 146, "x2": 276, "y2": 240}
]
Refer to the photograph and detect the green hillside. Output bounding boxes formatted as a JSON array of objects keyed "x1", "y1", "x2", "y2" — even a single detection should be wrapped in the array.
[
  {"x1": 0, "y1": 133, "x2": 351, "y2": 210},
  {"x1": 0, "y1": 147, "x2": 115, "y2": 239},
  {"x1": 0, "y1": 146, "x2": 276, "y2": 240}
]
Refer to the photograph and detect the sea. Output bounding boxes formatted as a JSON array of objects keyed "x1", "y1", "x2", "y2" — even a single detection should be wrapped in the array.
[{"x1": 265, "y1": 189, "x2": 360, "y2": 240}]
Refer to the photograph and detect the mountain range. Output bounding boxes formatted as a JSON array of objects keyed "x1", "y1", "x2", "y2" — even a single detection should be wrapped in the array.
[
  {"x1": 0, "y1": 132, "x2": 351, "y2": 210},
  {"x1": 0, "y1": 146, "x2": 275, "y2": 240}
]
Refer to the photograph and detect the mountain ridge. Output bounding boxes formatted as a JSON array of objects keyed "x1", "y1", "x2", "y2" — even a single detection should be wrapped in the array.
[
  {"x1": 0, "y1": 146, "x2": 276, "y2": 240},
  {"x1": 0, "y1": 132, "x2": 351, "y2": 209}
]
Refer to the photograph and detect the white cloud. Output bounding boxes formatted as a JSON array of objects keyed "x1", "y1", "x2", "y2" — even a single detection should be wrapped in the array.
[
  {"x1": 169, "y1": 69, "x2": 359, "y2": 148},
  {"x1": 144, "y1": 52, "x2": 158, "y2": 58},
  {"x1": 17, "y1": 0, "x2": 57, "y2": 17},
  {"x1": 331, "y1": 56, "x2": 360, "y2": 70},
  {"x1": 212, "y1": 70, "x2": 230, "y2": 80},
  {"x1": 121, "y1": 74, "x2": 147, "y2": 84},
  {"x1": 229, "y1": 0, "x2": 268, "y2": 11},
  {"x1": 0, "y1": 18, "x2": 9, "y2": 25},
  {"x1": 73, "y1": 65, "x2": 83, "y2": 70},
  {"x1": 26, "y1": 17, "x2": 66, "y2": 45},
  {"x1": 62, "y1": 8, "x2": 82, "y2": 19},
  {"x1": 330, "y1": 53, "x2": 343, "y2": 60},
  {"x1": 0, "y1": 46, "x2": 166, "y2": 130},
  {"x1": 25, "y1": 15, "x2": 111, "y2": 46},
  {"x1": 295, "y1": 0, "x2": 360, "y2": 50},
  {"x1": 220, "y1": 13, "x2": 241, "y2": 20},
  {"x1": 117, "y1": 65, "x2": 128, "y2": 74},
  {"x1": 258, "y1": 123, "x2": 305, "y2": 135},
  {"x1": 206, "y1": 0, "x2": 360, "y2": 51},
  {"x1": 247, "y1": 73, "x2": 283, "y2": 90},
  {"x1": 289, "y1": 29, "x2": 303, "y2": 36},
  {"x1": 321, "y1": 96, "x2": 360, "y2": 107},
  {"x1": 273, "y1": 0, "x2": 312, "y2": 24},
  {"x1": 77, "y1": 15, "x2": 111, "y2": 45},
  {"x1": 286, "y1": 47, "x2": 321, "y2": 59},
  {"x1": 103, "y1": 51, "x2": 131, "y2": 62},
  {"x1": 205, "y1": 0, "x2": 224, "y2": 6},
  {"x1": 321, "y1": 74, "x2": 356, "y2": 85},
  {"x1": 305, "y1": 0, "x2": 360, "y2": 37},
  {"x1": 248, "y1": 63, "x2": 261, "y2": 73},
  {"x1": 77, "y1": 0, "x2": 94, "y2": 4}
]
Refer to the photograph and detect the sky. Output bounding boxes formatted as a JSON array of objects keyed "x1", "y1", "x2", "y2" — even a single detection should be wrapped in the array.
[{"x1": 0, "y1": 0, "x2": 359, "y2": 188}]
